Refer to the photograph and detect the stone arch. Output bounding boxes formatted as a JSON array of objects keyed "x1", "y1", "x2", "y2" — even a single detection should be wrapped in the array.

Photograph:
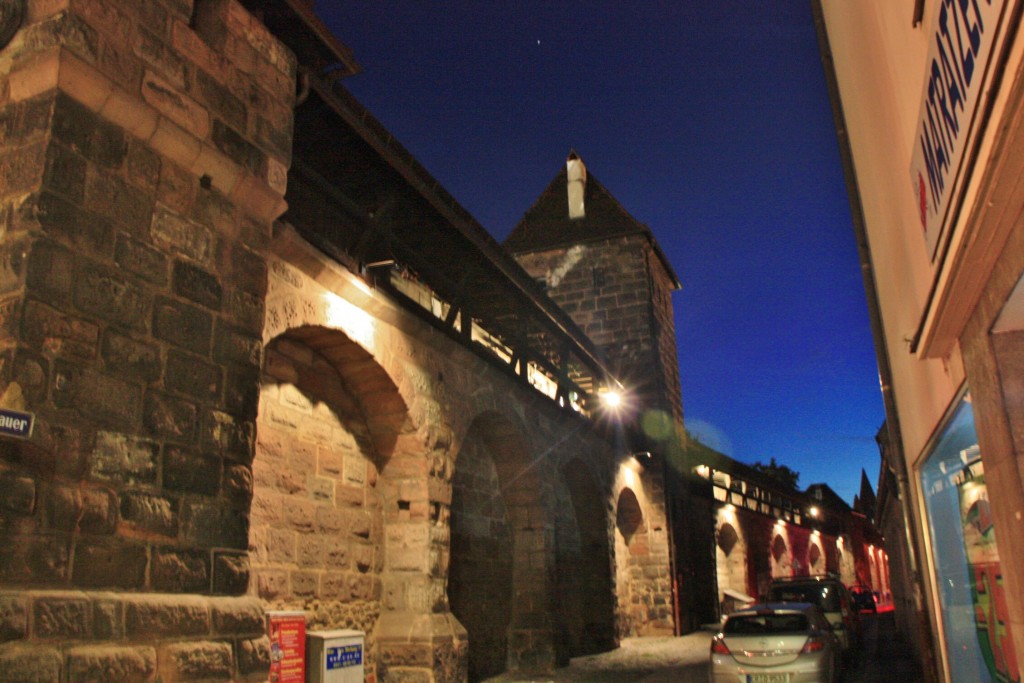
[
  {"x1": 770, "y1": 533, "x2": 792, "y2": 578},
  {"x1": 716, "y1": 520, "x2": 748, "y2": 612},
  {"x1": 252, "y1": 325, "x2": 411, "y2": 680},
  {"x1": 555, "y1": 458, "x2": 616, "y2": 661},
  {"x1": 448, "y1": 410, "x2": 546, "y2": 680},
  {"x1": 616, "y1": 488, "x2": 645, "y2": 544},
  {"x1": 808, "y1": 541, "x2": 825, "y2": 574}
]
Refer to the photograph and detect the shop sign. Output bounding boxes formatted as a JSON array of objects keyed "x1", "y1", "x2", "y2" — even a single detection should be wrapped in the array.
[
  {"x1": 268, "y1": 611, "x2": 306, "y2": 683},
  {"x1": 910, "y1": 0, "x2": 1008, "y2": 260}
]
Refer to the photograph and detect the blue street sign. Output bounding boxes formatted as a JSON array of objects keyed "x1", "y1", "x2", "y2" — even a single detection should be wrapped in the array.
[{"x1": 0, "y1": 408, "x2": 33, "y2": 438}]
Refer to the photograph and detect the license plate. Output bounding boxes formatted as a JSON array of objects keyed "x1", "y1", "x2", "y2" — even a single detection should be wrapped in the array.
[{"x1": 746, "y1": 675, "x2": 789, "y2": 683}]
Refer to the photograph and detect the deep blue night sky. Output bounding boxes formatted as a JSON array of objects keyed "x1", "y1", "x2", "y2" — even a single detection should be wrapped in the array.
[{"x1": 314, "y1": 1, "x2": 883, "y2": 504}]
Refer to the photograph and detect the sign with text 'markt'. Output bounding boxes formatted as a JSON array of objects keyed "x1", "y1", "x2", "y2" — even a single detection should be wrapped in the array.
[{"x1": 910, "y1": 0, "x2": 1008, "y2": 262}]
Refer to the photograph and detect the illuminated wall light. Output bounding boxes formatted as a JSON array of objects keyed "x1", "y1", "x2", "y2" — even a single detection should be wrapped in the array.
[
  {"x1": 324, "y1": 292, "x2": 376, "y2": 350},
  {"x1": 622, "y1": 465, "x2": 636, "y2": 488},
  {"x1": 601, "y1": 389, "x2": 623, "y2": 408},
  {"x1": 808, "y1": 505, "x2": 820, "y2": 519}
]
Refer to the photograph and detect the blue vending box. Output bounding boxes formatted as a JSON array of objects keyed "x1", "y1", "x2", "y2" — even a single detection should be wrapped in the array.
[{"x1": 306, "y1": 629, "x2": 365, "y2": 683}]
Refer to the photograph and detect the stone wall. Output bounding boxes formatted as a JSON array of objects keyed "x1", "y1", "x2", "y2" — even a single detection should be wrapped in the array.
[
  {"x1": 514, "y1": 235, "x2": 682, "y2": 427},
  {"x1": 0, "y1": 1, "x2": 682, "y2": 680},
  {"x1": 0, "y1": 0, "x2": 291, "y2": 679}
]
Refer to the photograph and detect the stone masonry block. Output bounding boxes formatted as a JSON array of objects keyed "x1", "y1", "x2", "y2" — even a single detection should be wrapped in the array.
[
  {"x1": 151, "y1": 547, "x2": 210, "y2": 594},
  {"x1": 51, "y1": 91, "x2": 127, "y2": 170},
  {"x1": 66, "y1": 645, "x2": 156, "y2": 683},
  {"x1": 143, "y1": 391, "x2": 199, "y2": 442},
  {"x1": 72, "y1": 260, "x2": 150, "y2": 332},
  {"x1": 181, "y1": 499, "x2": 248, "y2": 549},
  {"x1": 173, "y1": 258, "x2": 223, "y2": 310},
  {"x1": 214, "y1": 323, "x2": 261, "y2": 368},
  {"x1": 193, "y1": 69, "x2": 246, "y2": 132},
  {"x1": 192, "y1": 186, "x2": 236, "y2": 234},
  {"x1": 161, "y1": 640, "x2": 233, "y2": 681},
  {"x1": 0, "y1": 472, "x2": 36, "y2": 514},
  {"x1": 237, "y1": 636, "x2": 270, "y2": 676},
  {"x1": 34, "y1": 190, "x2": 115, "y2": 258},
  {"x1": 200, "y1": 409, "x2": 254, "y2": 461},
  {"x1": 153, "y1": 295, "x2": 213, "y2": 355},
  {"x1": 0, "y1": 239, "x2": 28, "y2": 295},
  {"x1": 100, "y1": 330, "x2": 162, "y2": 384},
  {"x1": 226, "y1": 242, "x2": 268, "y2": 296},
  {"x1": 0, "y1": 593, "x2": 28, "y2": 642},
  {"x1": 89, "y1": 431, "x2": 158, "y2": 486},
  {"x1": 56, "y1": 362, "x2": 144, "y2": 428},
  {"x1": 119, "y1": 491, "x2": 178, "y2": 537},
  {"x1": 150, "y1": 207, "x2": 215, "y2": 266},
  {"x1": 210, "y1": 597, "x2": 263, "y2": 636},
  {"x1": 41, "y1": 141, "x2": 84, "y2": 200},
  {"x1": 114, "y1": 235, "x2": 169, "y2": 285},
  {"x1": 71, "y1": 539, "x2": 147, "y2": 590},
  {"x1": 163, "y1": 445, "x2": 220, "y2": 496},
  {"x1": 84, "y1": 168, "x2": 154, "y2": 231},
  {"x1": 223, "y1": 462, "x2": 252, "y2": 504},
  {"x1": 156, "y1": 158, "x2": 196, "y2": 215},
  {"x1": 125, "y1": 139, "x2": 161, "y2": 193},
  {"x1": 212, "y1": 551, "x2": 249, "y2": 595},
  {"x1": 0, "y1": 534, "x2": 69, "y2": 585},
  {"x1": 32, "y1": 593, "x2": 90, "y2": 638},
  {"x1": 22, "y1": 298, "x2": 100, "y2": 359},
  {"x1": 211, "y1": 119, "x2": 264, "y2": 174},
  {"x1": 93, "y1": 598, "x2": 123, "y2": 640},
  {"x1": 225, "y1": 289, "x2": 263, "y2": 335},
  {"x1": 78, "y1": 487, "x2": 117, "y2": 535},
  {"x1": 25, "y1": 238, "x2": 74, "y2": 304},
  {"x1": 0, "y1": 645, "x2": 62, "y2": 683},
  {"x1": 135, "y1": 27, "x2": 188, "y2": 89},
  {"x1": 141, "y1": 70, "x2": 210, "y2": 139},
  {"x1": 124, "y1": 595, "x2": 210, "y2": 638},
  {"x1": 165, "y1": 349, "x2": 222, "y2": 402}
]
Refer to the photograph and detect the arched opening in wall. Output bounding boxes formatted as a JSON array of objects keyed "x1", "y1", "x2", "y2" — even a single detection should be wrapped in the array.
[
  {"x1": 716, "y1": 522, "x2": 748, "y2": 613},
  {"x1": 252, "y1": 326, "x2": 408, "y2": 679},
  {"x1": 614, "y1": 488, "x2": 647, "y2": 638},
  {"x1": 449, "y1": 412, "x2": 538, "y2": 681},
  {"x1": 808, "y1": 542, "x2": 824, "y2": 575},
  {"x1": 556, "y1": 459, "x2": 615, "y2": 660},
  {"x1": 771, "y1": 533, "x2": 790, "y2": 578}
]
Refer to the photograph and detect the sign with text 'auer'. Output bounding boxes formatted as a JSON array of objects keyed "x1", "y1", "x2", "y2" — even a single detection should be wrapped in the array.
[
  {"x1": 910, "y1": 0, "x2": 1008, "y2": 261},
  {"x1": 0, "y1": 408, "x2": 33, "y2": 439}
]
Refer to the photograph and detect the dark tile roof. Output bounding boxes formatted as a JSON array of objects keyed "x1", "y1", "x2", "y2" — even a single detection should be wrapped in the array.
[
  {"x1": 505, "y1": 161, "x2": 682, "y2": 288},
  {"x1": 505, "y1": 165, "x2": 654, "y2": 252}
]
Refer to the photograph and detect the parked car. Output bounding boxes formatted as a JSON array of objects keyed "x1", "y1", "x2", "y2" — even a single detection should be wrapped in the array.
[
  {"x1": 849, "y1": 585, "x2": 877, "y2": 613},
  {"x1": 710, "y1": 602, "x2": 841, "y2": 683},
  {"x1": 765, "y1": 575, "x2": 860, "y2": 652}
]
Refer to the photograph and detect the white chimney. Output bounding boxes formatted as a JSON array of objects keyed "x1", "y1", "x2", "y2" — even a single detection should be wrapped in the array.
[{"x1": 566, "y1": 151, "x2": 586, "y2": 219}]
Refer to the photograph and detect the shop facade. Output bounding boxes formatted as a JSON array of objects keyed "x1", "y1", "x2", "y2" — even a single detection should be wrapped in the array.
[{"x1": 817, "y1": 1, "x2": 1024, "y2": 680}]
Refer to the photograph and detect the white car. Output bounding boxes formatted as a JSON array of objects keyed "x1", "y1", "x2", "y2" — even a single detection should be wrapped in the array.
[{"x1": 709, "y1": 602, "x2": 841, "y2": 683}]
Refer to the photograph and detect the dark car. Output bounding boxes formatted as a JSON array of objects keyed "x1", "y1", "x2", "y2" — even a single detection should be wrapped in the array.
[
  {"x1": 765, "y1": 575, "x2": 860, "y2": 652},
  {"x1": 849, "y1": 585, "x2": 877, "y2": 613}
]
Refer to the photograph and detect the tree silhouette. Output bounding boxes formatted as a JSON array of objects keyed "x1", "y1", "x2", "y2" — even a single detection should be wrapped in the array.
[{"x1": 750, "y1": 457, "x2": 800, "y2": 492}]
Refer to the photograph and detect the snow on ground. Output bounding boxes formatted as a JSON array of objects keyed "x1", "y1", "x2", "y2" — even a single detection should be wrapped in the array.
[{"x1": 482, "y1": 631, "x2": 714, "y2": 682}]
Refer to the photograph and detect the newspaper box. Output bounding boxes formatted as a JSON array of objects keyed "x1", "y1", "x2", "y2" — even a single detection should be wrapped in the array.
[{"x1": 306, "y1": 629, "x2": 364, "y2": 683}]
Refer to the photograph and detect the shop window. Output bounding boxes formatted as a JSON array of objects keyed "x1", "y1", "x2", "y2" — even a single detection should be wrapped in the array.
[{"x1": 920, "y1": 394, "x2": 1019, "y2": 682}]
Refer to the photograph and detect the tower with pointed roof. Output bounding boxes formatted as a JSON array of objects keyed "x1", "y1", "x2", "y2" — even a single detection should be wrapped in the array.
[{"x1": 505, "y1": 153, "x2": 684, "y2": 433}]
